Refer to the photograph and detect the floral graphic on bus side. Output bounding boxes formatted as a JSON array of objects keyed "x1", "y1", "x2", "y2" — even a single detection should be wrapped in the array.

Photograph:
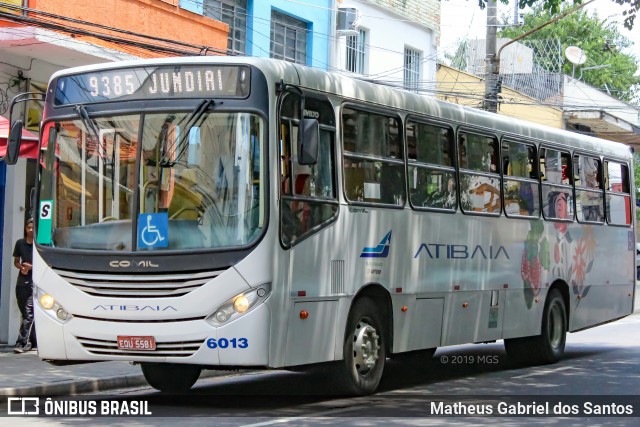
[
  {"x1": 521, "y1": 220, "x2": 550, "y2": 309},
  {"x1": 569, "y1": 226, "x2": 595, "y2": 303},
  {"x1": 521, "y1": 221, "x2": 596, "y2": 309}
]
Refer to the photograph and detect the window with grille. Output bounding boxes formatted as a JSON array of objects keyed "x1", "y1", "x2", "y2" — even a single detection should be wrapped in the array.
[
  {"x1": 270, "y1": 10, "x2": 308, "y2": 65},
  {"x1": 203, "y1": 0, "x2": 247, "y2": 55},
  {"x1": 404, "y1": 47, "x2": 421, "y2": 92},
  {"x1": 346, "y1": 29, "x2": 366, "y2": 74}
]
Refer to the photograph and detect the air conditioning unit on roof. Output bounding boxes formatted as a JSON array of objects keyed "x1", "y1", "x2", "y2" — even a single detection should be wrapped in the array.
[{"x1": 337, "y1": 8, "x2": 359, "y2": 35}]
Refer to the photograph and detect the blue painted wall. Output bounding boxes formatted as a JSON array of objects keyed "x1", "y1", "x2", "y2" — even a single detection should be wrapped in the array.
[{"x1": 180, "y1": 0, "x2": 331, "y2": 69}]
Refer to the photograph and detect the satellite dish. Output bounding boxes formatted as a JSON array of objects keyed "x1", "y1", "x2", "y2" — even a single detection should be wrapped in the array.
[{"x1": 565, "y1": 46, "x2": 587, "y2": 65}]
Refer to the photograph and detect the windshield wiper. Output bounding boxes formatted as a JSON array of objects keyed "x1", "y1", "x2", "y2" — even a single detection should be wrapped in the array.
[
  {"x1": 75, "y1": 104, "x2": 100, "y2": 143},
  {"x1": 75, "y1": 104, "x2": 115, "y2": 201},
  {"x1": 158, "y1": 99, "x2": 217, "y2": 167}
]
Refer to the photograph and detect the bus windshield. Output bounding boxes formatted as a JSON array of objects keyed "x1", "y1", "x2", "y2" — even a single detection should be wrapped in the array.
[{"x1": 37, "y1": 111, "x2": 264, "y2": 252}]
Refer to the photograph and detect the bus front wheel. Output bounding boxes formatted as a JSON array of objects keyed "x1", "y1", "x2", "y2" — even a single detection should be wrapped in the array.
[
  {"x1": 141, "y1": 362, "x2": 201, "y2": 392},
  {"x1": 340, "y1": 297, "x2": 386, "y2": 395},
  {"x1": 505, "y1": 289, "x2": 567, "y2": 365}
]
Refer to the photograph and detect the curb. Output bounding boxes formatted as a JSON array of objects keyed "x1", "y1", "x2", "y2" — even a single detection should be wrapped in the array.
[
  {"x1": 0, "y1": 374, "x2": 149, "y2": 398},
  {"x1": 0, "y1": 369, "x2": 237, "y2": 397}
]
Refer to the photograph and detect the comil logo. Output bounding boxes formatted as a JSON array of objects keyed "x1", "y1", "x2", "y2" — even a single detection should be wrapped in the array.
[
  {"x1": 360, "y1": 231, "x2": 392, "y2": 258},
  {"x1": 7, "y1": 397, "x2": 39, "y2": 415}
]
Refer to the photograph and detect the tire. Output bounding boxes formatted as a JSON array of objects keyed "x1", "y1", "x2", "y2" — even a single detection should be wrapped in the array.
[
  {"x1": 505, "y1": 289, "x2": 567, "y2": 365},
  {"x1": 141, "y1": 363, "x2": 201, "y2": 392},
  {"x1": 340, "y1": 297, "x2": 386, "y2": 395}
]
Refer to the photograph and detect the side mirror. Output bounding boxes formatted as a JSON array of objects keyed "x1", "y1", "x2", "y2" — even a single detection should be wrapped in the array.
[
  {"x1": 5, "y1": 120, "x2": 24, "y2": 165},
  {"x1": 297, "y1": 118, "x2": 319, "y2": 165}
]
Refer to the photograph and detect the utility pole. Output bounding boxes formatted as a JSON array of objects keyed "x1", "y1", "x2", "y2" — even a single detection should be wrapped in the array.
[
  {"x1": 483, "y1": 0, "x2": 596, "y2": 113},
  {"x1": 483, "y1": 0, "x2": 499, "y2": 113}
]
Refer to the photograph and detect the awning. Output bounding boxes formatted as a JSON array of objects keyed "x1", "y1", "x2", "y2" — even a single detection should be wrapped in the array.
[
  {"x1": 0, "y1": 116, "x2": 40, "y2": 159},
  {"x1": 564, "y1": 109, "x2": 640, "y2": 150}
]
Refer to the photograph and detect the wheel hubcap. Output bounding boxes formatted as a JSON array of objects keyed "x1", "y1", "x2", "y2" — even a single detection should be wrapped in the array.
[
  {"x1": 352, "y1": 320, "x2": 380, "y2": 376},
  {"x1": 548, "y1": 302, "x2": 563, "y2": 349}
]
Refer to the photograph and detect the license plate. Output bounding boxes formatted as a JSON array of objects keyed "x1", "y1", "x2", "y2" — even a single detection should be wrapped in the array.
[{"x1": 117, "y1": 335, "x2": 156, "y2": 351}]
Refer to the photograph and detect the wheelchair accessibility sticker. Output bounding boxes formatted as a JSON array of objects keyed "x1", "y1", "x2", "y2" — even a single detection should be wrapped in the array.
[{"x1": 138, "y1": 213, "x2": 168, "y2": 249}]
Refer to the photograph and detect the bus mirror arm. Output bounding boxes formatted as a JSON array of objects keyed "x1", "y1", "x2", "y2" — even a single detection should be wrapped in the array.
[{"x1": 4, "y1": 92, "x2": 46, "y2": 166}]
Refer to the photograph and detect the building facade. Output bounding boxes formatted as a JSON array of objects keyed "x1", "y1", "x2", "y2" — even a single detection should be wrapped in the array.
[
  {"x1": 331, "y1": 0, "x2": 439, "y2": 94},
  {"x1": 180, "y1": 0, "x2": 332, "y2": 69}
]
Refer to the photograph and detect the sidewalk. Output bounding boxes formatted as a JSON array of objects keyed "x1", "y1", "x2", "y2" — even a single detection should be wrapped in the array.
[
  {"x1": 0, "y1": 344, "x2": 149, "y2": 397},
  {"x1": 0, "y1": 344, "x2": 235, "y2": 397}
]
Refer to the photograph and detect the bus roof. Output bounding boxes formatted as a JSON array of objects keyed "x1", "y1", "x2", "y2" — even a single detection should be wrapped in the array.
[{"x1": 49, "y1": 56, "x2": 632, "y2": 160}]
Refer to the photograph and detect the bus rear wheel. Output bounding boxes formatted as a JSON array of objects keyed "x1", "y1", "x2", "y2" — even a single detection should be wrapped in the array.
[
  {"x1": 505, "y1": 289, "x2": 567, "y2": 365},
  {"x1": 141, "y1": 362, "x2": 201, "y2": 392},
  {"x1": 340, "y1": 297, "x2": 386, "y2": 395}
]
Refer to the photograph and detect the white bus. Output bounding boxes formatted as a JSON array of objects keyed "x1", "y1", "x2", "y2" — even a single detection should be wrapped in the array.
[{"x1": 5, "y1": 57, "x2": 636, "y2": 395}]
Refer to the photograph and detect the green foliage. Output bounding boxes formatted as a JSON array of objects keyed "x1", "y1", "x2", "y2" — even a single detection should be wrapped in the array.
[
  {"x1": 475, "y1": 0, "x2": 638, "y2": 30},
  {"x1": 444, "y1": 40, "x2": 469, "y2": 71},
  {"x1": 496, "y1": 4, "x2": 640, "y2": 103}
]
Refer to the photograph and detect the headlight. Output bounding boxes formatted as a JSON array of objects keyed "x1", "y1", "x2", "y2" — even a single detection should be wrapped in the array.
[
  {"x1": 35, "y1": 288, "x2": 73, "y2": 323},
  {"x1": 206, "y1": 283, "x2": 271, "y2": 327},
  {"x1": 39, "y1": 293, "x2": 55, "y2": 310}
]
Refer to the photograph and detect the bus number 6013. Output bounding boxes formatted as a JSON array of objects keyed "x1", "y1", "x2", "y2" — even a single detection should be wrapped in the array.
[{"x1": 206, "y1": 338, "x2": 248, "y2": 349}]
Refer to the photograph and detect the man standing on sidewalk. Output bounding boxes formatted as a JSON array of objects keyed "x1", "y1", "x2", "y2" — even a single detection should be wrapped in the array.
[{"x1": 13, "y1": 218, "x2": 36, "y2": 353}]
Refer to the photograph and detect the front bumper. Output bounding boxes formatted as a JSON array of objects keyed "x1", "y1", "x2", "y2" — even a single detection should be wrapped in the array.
[{"x1": 34, "y1": 301, "x2": 271, "y2": 367}]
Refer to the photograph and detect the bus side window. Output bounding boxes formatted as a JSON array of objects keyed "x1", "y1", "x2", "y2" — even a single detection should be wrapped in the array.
[
  {"x1": 279, "y1": 93, "x2": 338, "y2": 246},
  {"x1": 458, "y1": 131, "x2": 500, "y2": 214},
  {"x1": 342, "y1": 107, "x2": 404, "y2": 206},
  {"x1": 574, "y1": 154, "x2": 604, "y2": 223},
  {"x1": 502, "y1": 140, "x2": 539, "y2": 218},
  {"x1": 540, "y1": 148, "x2": 573, "y2": 221},
  {"x1": 407, "y1": 120, "x2": 456, "y2": 211},
  {"x1": 604, "y1": 160, "x2": 631, "y2": 226}
]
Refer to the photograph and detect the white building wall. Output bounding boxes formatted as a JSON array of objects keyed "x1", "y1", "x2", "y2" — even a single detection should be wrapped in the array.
[
  {"x1": 0, "y1": 158, "x2": 28, "y2": 345},
  {"x1": 333, "y1": 0, "x2": 437, "y2": 94}
]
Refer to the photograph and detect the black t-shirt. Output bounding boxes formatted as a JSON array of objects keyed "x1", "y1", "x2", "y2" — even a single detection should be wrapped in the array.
[{"x1": 13, "y1": 238, "x2": 33, "y2": 279}]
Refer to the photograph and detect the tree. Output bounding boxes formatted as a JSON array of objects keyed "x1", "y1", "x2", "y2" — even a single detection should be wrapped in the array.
[
  {"x1": 498, "y1": 5, "x2": 640, "y2": 103},
  {"x1": 475, "y1": 0, "x2": 638, "y2": 29}
]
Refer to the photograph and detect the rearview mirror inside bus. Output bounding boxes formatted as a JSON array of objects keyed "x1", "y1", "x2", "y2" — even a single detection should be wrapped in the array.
[
  {"x1": 298, "y1": 118, "x2": 319, "y2": 165},
  {"x1": 5, "y1": 120, "x2": 24, "y2": 165}
]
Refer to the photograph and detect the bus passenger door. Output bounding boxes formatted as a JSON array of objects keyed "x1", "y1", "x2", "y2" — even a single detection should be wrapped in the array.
[{"x1": 277, "y1": 90, "x2": 341, "y2": 365}]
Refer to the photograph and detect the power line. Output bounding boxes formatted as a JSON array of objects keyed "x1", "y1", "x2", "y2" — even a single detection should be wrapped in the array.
[
  {"x1": 1, "y1": 2, "x2": 634, "y2": 109},
  {"x1": 0, "y1": 3, "x2": 227, "y2": 56}
]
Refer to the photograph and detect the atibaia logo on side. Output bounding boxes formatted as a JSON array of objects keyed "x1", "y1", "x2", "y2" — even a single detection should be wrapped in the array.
[{"x1": 360, "y1": 231, "x2": 392, "y2": 258}]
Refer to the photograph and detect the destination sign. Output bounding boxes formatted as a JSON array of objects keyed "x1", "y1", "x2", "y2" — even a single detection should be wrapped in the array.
[{"x1": 54, "y1": 65, "x2": 250, "y2": 105}]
